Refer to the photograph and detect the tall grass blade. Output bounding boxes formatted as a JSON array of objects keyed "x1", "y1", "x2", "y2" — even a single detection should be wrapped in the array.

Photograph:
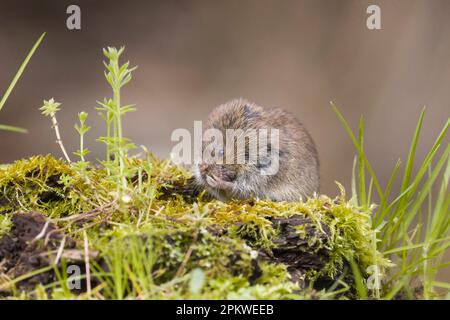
[{"x1": 0, "y1": 33, "x2": 45, "y2": 111}]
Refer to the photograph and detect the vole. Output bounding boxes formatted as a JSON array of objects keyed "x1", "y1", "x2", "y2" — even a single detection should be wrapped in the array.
[{"x1": 192, "y1": 98, "x2": 319, "y2": 202}]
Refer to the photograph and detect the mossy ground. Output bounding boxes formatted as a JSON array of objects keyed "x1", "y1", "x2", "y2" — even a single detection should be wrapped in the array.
[{"x1": 0, "y1": 155, "x2": 389, "y2": 299}]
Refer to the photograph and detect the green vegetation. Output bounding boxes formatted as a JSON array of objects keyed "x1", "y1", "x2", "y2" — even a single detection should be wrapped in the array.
[
  {"x1": 0, "y1": 214, "x2": 12, "y2": 237},
  {"x1": 332, "y1": 103, "x2": 449, "y2": 299},
  {"x1": 0, "y1": 41, "x2": 448, "y2": 300}
]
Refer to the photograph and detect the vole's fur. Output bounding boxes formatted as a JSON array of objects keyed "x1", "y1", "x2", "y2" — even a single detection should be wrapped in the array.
[{"x1": 192, "y1": 98, "x2": 319, "y2": 202}]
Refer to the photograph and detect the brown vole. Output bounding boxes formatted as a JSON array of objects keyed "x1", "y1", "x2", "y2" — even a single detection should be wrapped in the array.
[{"x1": 192, "y1": 98, "x2": 319, "y2": 202}]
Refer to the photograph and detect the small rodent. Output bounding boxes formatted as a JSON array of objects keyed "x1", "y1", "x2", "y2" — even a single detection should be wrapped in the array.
[{"x1": 192, "y1": 98, "x2": 320, "y2": 202}]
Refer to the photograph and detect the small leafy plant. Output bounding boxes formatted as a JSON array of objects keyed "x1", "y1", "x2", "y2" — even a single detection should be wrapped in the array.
[
  {"x1": 97, "y1": 47, "x2": 137, "y2": 192},
  {"x1": 40, "y1": 47, "x2": 138, "y2": 197},
  {"x1": 40, "y1": 98, "x2": 72, "y2": 164},
  {"x1": 74, "y1": 112, "x2": 91, "y2": 162}
]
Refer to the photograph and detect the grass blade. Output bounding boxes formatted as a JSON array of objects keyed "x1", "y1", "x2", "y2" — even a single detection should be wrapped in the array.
[
  {"x1": 0, "y1": 124, "x2": 28, "y2": 133},
  {"x1": 358, "y1": 116, "x2": 367, "y2": 208},
  {"x1": 0, "y1": 32, "x2": 45, "y2": 111},
  {"x1": 399, "y1": 108, "x2": 425, "y2": 194},
  {"x1": 331, "y1": 102, "x2": 384, "y2": 202},
  {"x1": 349, "y1": 258, "x2": 368, "y2": 299}
]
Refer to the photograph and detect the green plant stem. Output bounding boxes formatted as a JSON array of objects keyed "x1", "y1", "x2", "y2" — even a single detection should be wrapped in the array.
[
  {"x1": 113, "y1": 86, "x2": 126, "y2": 190},
  {"x1": 80, "y1": 131, "x2": 85, "y2": 162},
  {"x1": 106, "y1": 115, "x2": 111, "y2": 163}
]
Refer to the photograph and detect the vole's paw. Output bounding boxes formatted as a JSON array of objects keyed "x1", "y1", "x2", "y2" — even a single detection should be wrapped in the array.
[{"x1": 206, "y1": 174, "x2": 234, "y2": 190}]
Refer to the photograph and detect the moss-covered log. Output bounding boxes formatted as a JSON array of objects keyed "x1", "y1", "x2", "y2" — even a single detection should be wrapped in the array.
[{"x1": 0, "y1": 155, "x2": 390, "y2": 299}]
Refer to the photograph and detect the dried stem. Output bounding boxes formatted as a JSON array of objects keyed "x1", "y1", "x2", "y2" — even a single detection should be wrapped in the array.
[
  {"x1": 51, "y1": 115, "x2": 71, "y2": 163},
  {"x1": 83, "y1": 230, "x2": 92, "y2": 296}
]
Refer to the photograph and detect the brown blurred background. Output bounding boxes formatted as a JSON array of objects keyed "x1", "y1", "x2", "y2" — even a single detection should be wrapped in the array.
[{"x1": 0, "y1": 0, "x2": 449, "y2": 277}]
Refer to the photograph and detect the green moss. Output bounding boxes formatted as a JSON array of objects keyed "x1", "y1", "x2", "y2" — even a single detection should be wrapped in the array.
[
  {"x1": 0, "y1": 155, "x2": 105, "y2": 217},
  {"x1": 0, "y1": 213, "x2": 12, "y2": 237}
]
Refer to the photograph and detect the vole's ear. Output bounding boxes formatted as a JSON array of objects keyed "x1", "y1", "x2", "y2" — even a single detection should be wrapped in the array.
[
  {"x1": 258, "y1": 150, "x2": 281, "y2": 176},
  {"x1": 257, "y1": 144, "x2": 282, "y2": 172},
  {"x1": 256, "y1": 156, "x2": 271, "y2": 169}
]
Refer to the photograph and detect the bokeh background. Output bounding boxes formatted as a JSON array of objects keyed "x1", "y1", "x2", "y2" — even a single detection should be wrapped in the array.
[{"x1": 0, "y1": 1, "x2": 448, "y2": 278}]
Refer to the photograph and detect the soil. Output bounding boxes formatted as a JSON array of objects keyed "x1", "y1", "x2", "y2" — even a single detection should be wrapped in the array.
[{"x1": 0, "y1": 212, "x2": 76, "y2": 292}]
